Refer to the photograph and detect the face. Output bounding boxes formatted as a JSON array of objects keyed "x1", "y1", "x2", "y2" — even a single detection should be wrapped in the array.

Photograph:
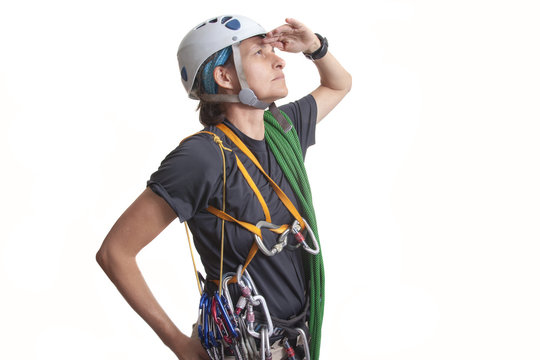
[{"x1": 235, "y1": 36, "x2": 288, "y2": 102}]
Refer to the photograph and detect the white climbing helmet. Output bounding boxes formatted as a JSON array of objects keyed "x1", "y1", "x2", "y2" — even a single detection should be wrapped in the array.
[{"x1": 177, "y1": 15, "x2": 271, "y2": 109}]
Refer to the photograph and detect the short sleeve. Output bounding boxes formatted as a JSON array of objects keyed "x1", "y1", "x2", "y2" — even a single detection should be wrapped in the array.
[
  {"x1": 146, "y1": 134, "x2": 223, "y2": 222},
  {"x1": 279, "y1": 94, "x2": 318, "y2": 157}
]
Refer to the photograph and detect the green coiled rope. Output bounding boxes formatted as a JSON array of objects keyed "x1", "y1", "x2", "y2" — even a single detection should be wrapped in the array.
[{"x1": 264, "y1": 110, "x2": 325, "y2": 360}]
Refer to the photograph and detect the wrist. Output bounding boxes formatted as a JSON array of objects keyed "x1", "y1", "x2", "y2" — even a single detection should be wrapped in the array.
[
  {"x1": 306, "y1": 34, "x2": 322, "y2": 54},
  {"x1": 163, "y1": 328, "x2": 188, "y2": 352},
  {"x1": 303, "y1": 33, "x2": 329, "y2": 61}
]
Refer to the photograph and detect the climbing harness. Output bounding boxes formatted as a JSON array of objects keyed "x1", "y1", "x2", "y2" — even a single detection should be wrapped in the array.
[{"x1": 183, "y1": 110, "x2": 323, "y2": 359}]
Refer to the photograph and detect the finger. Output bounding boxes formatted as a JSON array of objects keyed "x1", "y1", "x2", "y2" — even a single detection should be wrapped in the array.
[
  {"x1": 266, "y1": 24, "x2": 294, "y2": 38},
  {"x1": 262, "y1": 35, "x2": 279, "y2": 43},
  {"x1": 262, "y1": 38, "x2": 284, "y2": 49},
  {"x1": 265, "y1": 40, "x2": 285, "y2": 51},
  {"x1": 263, "y1": 35, "x2": 287, "y2": 46},
  {"x1": 285, "y1": 17, "x2": 304, "y2": 30}
]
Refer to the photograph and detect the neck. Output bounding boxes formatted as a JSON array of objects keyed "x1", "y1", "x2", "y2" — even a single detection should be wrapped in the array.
[{"x1": 224, "y1": 103, "x2": 266, "y2": 140}]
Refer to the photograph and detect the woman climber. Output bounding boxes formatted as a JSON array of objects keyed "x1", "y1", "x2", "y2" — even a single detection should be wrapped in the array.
[{"x1": 96, "y1": 15, "x2": 351, "y2": 360}]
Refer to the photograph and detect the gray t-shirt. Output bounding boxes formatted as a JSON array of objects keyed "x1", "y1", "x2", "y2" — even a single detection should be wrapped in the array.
[{"x1": 147, "y1": 95, "x2": 317, "y2": 319}]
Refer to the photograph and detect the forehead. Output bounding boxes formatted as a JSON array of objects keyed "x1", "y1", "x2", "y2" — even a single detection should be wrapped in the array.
[{"x1": 239, "y1": 35, "x2": 266, "y2": 50}]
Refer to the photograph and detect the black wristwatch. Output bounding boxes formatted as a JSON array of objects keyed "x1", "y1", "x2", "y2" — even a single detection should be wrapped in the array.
[{"x1": 303, "y1": 33, "x2": 328, "y2": 61}]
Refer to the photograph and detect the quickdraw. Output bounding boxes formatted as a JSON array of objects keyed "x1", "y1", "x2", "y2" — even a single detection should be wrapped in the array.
[
  {"x1": 197, "y1": 267, "x2": 310, "y2": 360},
  {"x1": 198, "y1": 290, "x2": 245, "y2": 359}
]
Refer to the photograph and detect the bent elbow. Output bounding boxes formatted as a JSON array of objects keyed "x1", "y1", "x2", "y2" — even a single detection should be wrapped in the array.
[
  {"x1": 344, "y1": 72, "x2": 353, "y2": 94},
  {"x1": 96, "y1": 244, "x2": 119, "y2": 275},
  {"x1": 96, "y1": 246, "x2": 109, "y2": 272},
  {"x1": 96, "y1": 241, "x2": 137, "y2": 279}
]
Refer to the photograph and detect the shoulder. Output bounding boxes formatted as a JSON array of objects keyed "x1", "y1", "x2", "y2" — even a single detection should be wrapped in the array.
[
  {"x1": 157, "y1": 131, "x2": 225, "y2": 177},
  {"x1": 147, "y1": 130, "x2": 228, "y2": 221},
  {"x1": 276, "y1": 95, "x2": 318, "y2": 153},
  {"x1": 180, "y1": 131, "x2": 224, "y2": 158},
  {"x1": 278, "y1": 94, "x2": 317, "y2": 122}
]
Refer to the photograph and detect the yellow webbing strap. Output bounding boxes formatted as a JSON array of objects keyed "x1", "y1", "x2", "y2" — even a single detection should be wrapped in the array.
[
  {"x1": 217, "y1": 123, "x2": 305, "y2": 229},
  {"x1": 233, "y1": 155, "x2": 271, "y2": 222},
  {"x1": 207, "y1": 206, "x2": 289, "y2": 237},
  {"x1": 207, "y1": 206, "x2": 263, "y2": 236}
]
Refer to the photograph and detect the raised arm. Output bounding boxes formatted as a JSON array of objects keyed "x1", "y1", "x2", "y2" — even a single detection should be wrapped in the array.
[
  {"x1": 96, "y1": 188, "x2": 209, "y2": 360},
  {"x1": 264, "y1": 18, "x2": 352, "y2": 123}
]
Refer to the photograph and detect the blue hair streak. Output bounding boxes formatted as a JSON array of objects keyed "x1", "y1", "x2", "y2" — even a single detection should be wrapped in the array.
[{"x1": 202, "y1": 46, "x2": 232, "y2": 95}]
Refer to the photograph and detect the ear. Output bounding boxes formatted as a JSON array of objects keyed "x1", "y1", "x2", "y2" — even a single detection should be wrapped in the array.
[{"x1": 213, "y1": 65, "x2": 237, "y2": 91}]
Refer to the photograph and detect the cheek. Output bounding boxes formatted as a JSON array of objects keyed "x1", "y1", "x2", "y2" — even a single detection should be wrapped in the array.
[{"x1": 244, "y1": 61, "x2": 269, "y2": 82}]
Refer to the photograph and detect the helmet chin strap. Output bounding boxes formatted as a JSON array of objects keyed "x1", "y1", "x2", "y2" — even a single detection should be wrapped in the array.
[
  {"x1": 198, "y1": 43, "x2": 291, "y2": 132},
  {"x1": 231, "y1": 43, "x2": 270, "y2": 110}
]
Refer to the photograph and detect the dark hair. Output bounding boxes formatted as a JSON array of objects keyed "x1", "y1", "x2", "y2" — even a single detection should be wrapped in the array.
[
  {"x1": 194, "y1": 51, "x2": 234, "y2": 127},
  {"x1": 196, "y1": 99, "x2": 226, "y2": 127}
]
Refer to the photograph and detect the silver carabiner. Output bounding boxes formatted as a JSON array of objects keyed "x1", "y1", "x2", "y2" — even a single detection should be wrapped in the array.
[
  {"x1": 242, "y1": 268, "x2": 260, "y2": 296},
  {"x1": 296, "y1": 327, "x2": 311, "y2": 360},
  {"x1": 253, "y1": 221, "x2": 290, "y2": 257},
  {"x1": 236, "y1": 265, "x2": 249, "y2": 291},
  {"x1": 221, "y1": 274, "x2": 236, "y2": 315},
  {"x1": 286, "y1": 218, "x2": 320, "y2": 255},
  {"x1": 246, "y1": 294, "x2": 274, "y2": 339},
  {"x1": 253, "y1": 295, "x2": 274, "y2": 335},
  {"x1": 285, "y1": 220, "x2": 302, "y2": 251},
  {"x1": 260, "y1": 326, "x2": 272, "y2": 360},
  {"x1": 236, "y1": 267, "x2": 259, "y2": 296}
]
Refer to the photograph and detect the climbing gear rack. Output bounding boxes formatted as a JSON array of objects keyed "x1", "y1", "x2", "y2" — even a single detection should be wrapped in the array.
[{"x1": 183, "y1": 109, "x2": 324, "y2": 359}]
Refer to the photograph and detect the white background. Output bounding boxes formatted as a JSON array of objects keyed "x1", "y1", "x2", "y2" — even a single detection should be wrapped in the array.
[{"x1": 1, "y1": 0, "x2": 539, "y2": 359}]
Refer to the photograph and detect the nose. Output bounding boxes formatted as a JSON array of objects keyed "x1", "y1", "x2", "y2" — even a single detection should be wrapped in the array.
[{"x1": 273, "y1": 53, "x2": 286, "y2": 70}]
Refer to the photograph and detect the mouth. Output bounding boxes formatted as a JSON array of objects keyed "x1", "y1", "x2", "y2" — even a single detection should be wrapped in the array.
[{"x1": 273, "y1": 73, "x2": 285, "y2": 81}]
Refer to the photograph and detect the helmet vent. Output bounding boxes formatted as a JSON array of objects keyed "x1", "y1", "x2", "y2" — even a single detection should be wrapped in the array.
[
  {"x1": 221, "y1": 16, "x2": 232, "y2": 24},
  {"x1": 225, "y1": 19, "x2": 241, "y2": 30},
  {"x1": 181, "y1": 67, "x2": 188, "y2": 82},
  {"x1": 209, "y1": 18, "x2": 218, "y2": 23}
]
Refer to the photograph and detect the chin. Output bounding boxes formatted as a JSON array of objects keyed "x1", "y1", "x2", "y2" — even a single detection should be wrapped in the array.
[{"x1": 264, "y1": 88, "x2": 289, "y2": 103}]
